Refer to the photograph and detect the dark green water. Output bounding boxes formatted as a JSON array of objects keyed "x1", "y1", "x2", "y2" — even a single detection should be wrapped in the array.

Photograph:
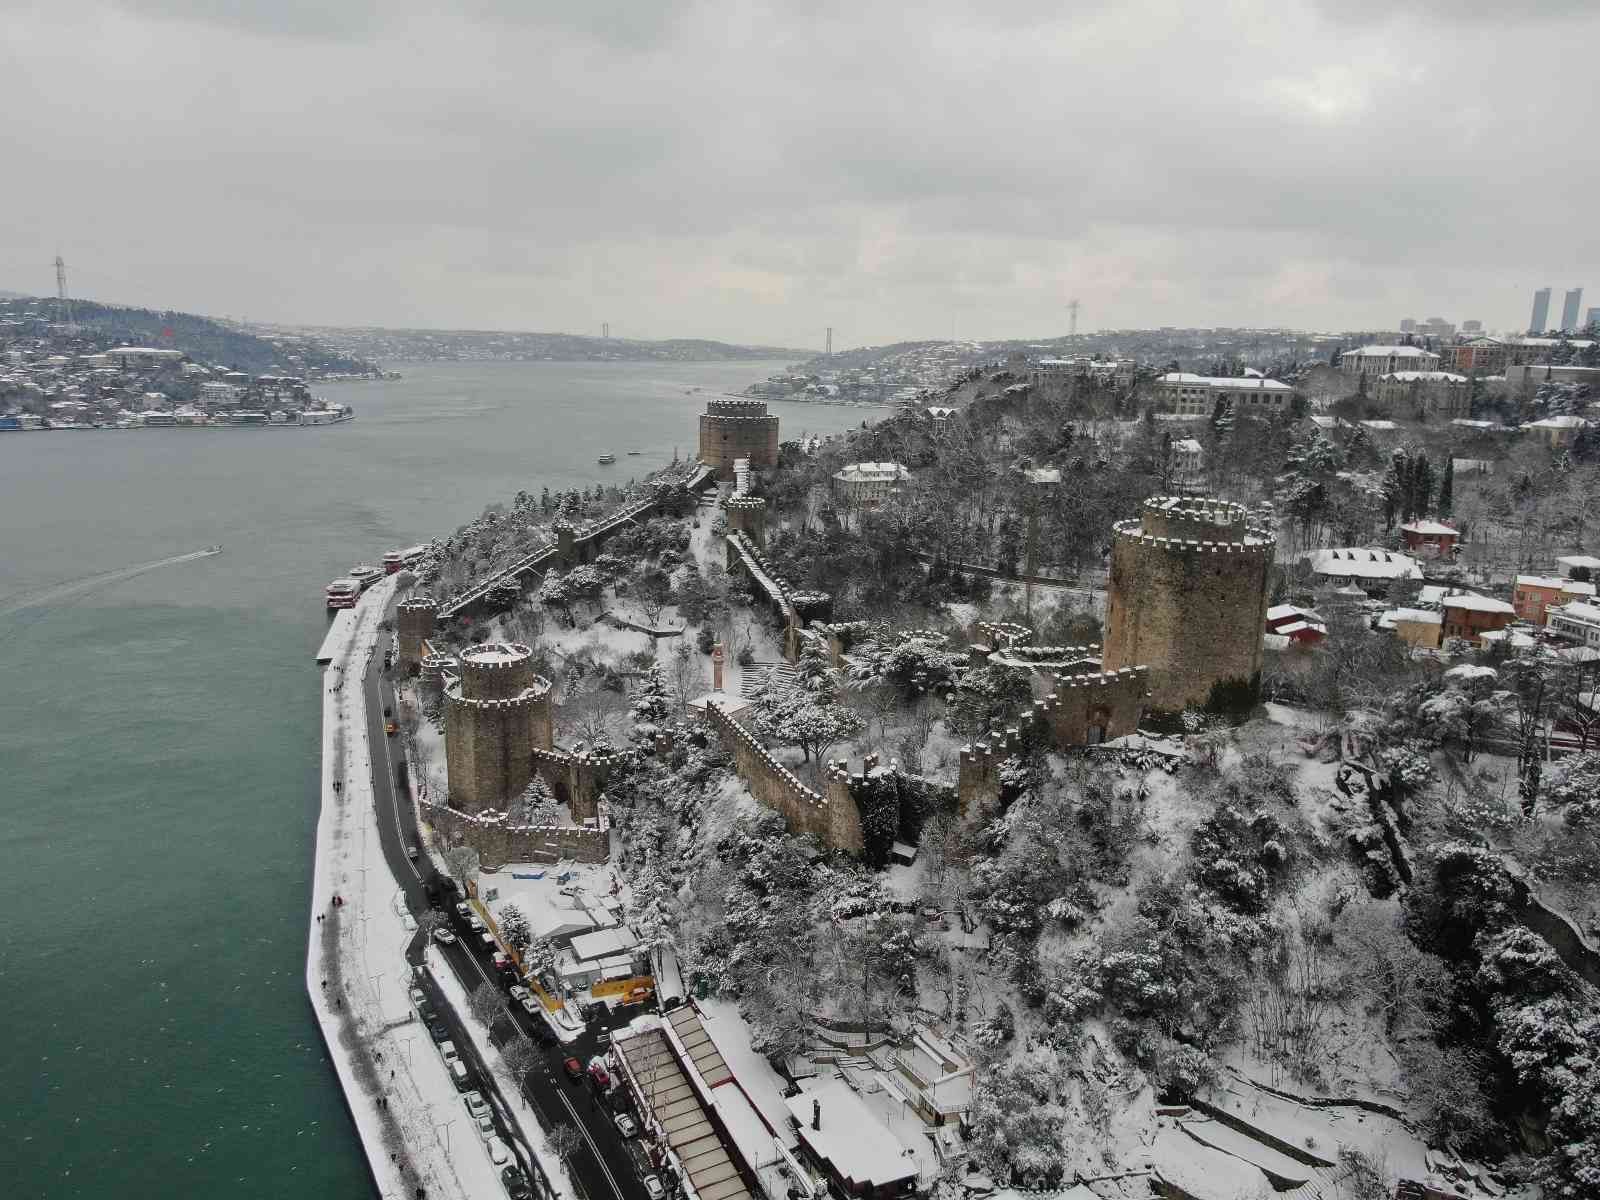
[{"x1": 0, "y1": 361, "x2": 865, "y2": 1199}]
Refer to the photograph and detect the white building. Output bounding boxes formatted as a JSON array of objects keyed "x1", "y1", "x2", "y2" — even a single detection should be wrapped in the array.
[
  {"x1": 1374, "y1": 371, "x2": 1469, "y2": 418},
  {"x1": 1339, "y1": 345, "x2": 1441, "y2": 376},
  {"x1": 1171, "y1": 437, "x2": 1204, "y2": 488},
  {"x1": 1308, "y1": 547, "x2": 1422, "y2": 585},
  {"x1": 1556, "y1": 555, "x2": 1600, "y2": 579},
  {"x1": 832, "y1": 461, "x2": 911, "y2": 508},
  {"x1": 894, "y1": 1027, "x2": 975, "y2": 1127},
  {"x1": 1157, "y1": 373, "x2": 1293, "y2": 416},
  {"x1": 1549, "y1": 601, "x2": 1600, "y2": 649}
]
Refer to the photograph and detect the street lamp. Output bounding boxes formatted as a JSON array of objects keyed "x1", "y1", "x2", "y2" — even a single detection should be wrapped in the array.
[{"x1": 433, "y1": 1118, "x2": 454, "y2": 1154}]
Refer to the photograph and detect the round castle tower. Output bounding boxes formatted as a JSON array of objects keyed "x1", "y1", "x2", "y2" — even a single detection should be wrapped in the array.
[
  {"x1": 1101, "y1": 496, "x2": 1274, "y2": 712},
  {"x1": 395, "y1": 596, "x2": 438, "y2": 671},
  {"x1": 443, "y1": 643, "x2": 554, "y2": 814},
  {"x1": 698, "y1": 398, "x2": 779, "y2": 481}
]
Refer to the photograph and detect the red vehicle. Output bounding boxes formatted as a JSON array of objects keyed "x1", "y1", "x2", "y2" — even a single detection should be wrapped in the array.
[
  {"x1": 563, "y1": 1057, "x2": 583, "y2": 1081},
  {"x1": 588, "y1": 1062, "x2": 610, "y2": 1089}
]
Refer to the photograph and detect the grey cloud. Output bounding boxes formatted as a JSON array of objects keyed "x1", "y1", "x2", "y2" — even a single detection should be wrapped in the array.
[{"x1": 3, "y1": 0, "x2": 1597, "y2": 342}]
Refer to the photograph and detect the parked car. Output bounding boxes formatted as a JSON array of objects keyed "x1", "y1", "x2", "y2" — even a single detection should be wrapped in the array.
[
  {"x1": 464, "y1": 1092, "x2": 490, "y2": 1119},
  {"x1": 450, "y1": 1060, "x2": 471, "y2": 1090},
  {"x1": 501, "y1": 1167, "x2": 534, "y2": 1200},
  {"x1": 475, "y1": 1111, "x2": 497, "y2": 1140},
  {"x1": 384, "y1": 721, "x2": 398, "y2": 737},
  {"x1": 428, "y1": 1021, "x2": 450, "y2": 1043},
  {"x1": 509, "y1": 985, "x2": 530, "y2": 1003},
  {"x1": 563, "y1": 1057, "x2": 584, "y2": 1081},
  {"x1": 434, "y1": 927, "x2": 457, "y2": 945},
  {"x1": 614, "y1": 1112, "x2": 637, "y2": 1138},
  {"x1": 406, "y1": 844, "x2": 419, "y2": 860},
  {"x1": 519, "y1": 996, "x2": 540, "y2": 1017},
  {"x1": 439, "y1": 1040, "x2": 459, "y2": 1064},
  {"x1": 643, "y1": 1176, "x2": 666, "y2": 1200},
  {"x1": 484, "y1": 1136, "x2": 512, "y2": 1167},
  {"x1": 588, "y1": 1062, "x2": 610, "y2": 1089},
  {"x1": 492, "y1": 952, "x2": 513, "y2": 972}
]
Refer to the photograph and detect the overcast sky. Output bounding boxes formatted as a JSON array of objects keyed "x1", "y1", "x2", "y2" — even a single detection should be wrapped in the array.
[{"x1": 2, "y1": 0, "x2": 1595, "y2": 348}]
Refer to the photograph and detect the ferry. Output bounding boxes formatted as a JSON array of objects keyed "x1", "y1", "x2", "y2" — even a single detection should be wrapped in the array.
[
  {"x1": 348, "y1": 564, "x2": 383, "y2": 591},
  {"x1": 383, "y1": 544, "x2": 431, "y2": 574},
  {"x1": 597, "y1": 452, "x2": 617, "y2": 465},
  {"x1": 326, "y1": 578, "x2": 361, "y2": 609}
]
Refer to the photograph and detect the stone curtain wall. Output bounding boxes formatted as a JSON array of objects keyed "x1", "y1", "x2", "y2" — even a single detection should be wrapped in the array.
[
  {"x1": 698, "y1": 399, "x2": 780, "y2": 480},
  {"x1": 530, "y1": 746, "x2": 629, "y2": 824},
  {"x1": 422, "y1": 800, "x2": 608, "y2": 867},
  {"x1": 724, "y1": 529, "x2": 818, "y2": 662},
  {"x1": 703, "y1": 701, "x2": 866, "y2": 854},
  {"x1": 1102, "y1": 496, "x2": 1274, "y2": 712}
]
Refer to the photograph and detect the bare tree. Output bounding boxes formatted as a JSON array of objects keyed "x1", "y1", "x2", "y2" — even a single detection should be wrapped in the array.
[
  {"x1": 443, "y1": 845, "x2": 480, "y2": 894},
  {"x1": 549, "y1": 1123, "x2": 584, "y2": 1167},
  {"x1": 469, "y1": 981, "x2": 504, "y2": 1033}
]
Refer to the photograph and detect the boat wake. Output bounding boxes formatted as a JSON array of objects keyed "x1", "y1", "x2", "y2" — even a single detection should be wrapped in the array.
[{"x1": 0, "y1": 546, "x2": 222, "y2": 618}]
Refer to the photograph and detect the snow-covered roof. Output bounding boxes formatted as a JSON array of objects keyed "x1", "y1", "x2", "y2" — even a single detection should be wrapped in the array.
[
  {"x1": 786, "y1": 1076, "x2": 918, "y2": 1188},
  {"x1": 1516, "y1": 574, "x2": 1568, "y2": 590},
  {"x1": 1557, "y1": 554, "x2": 1600, "y2": 570},
  {"x1": 1172, "y1": 437, "x2": 1203, "y2": 453},
  {"x1": 1552, "y1": 601, "x2": 1600, "y2": 625},
  {"x1": 1451, "y1": 419, "x2": 1505, "y2": 430},
  {"x1": 1343, "y1": 345, "x2": 1438, "y2": 358},
  {"x1": 1523, "y1": 415, "x2": 1590, "y2": 430},
  {"x1": 1381, "y1": 371, "x2": 1467, "y2": 383},
  {"x1": 1401, "y1": 520, "x2": 1457, "y2": 536},
  {"x1": 1358, "y1": 419, "x2": 1400, "y2": 430},
  {"x1": 1442, "y1": 593, "x2": 1515, "y2": 615},
  {"x1": 1309, "y1": 548, "x2": 1422, "y2": 580},
  {"x1": 834, "y1": 462, "x2": 912, "y2": 483},
  {"x1": 569, "y1": 925, "x2": 639, "y2": 962},
  {"x1": 1379, "y1": 608, "x2": 1442, "y2": 628},
  {"x1": 1159, "y1": 372, "x2": 1290, "y2": 391}
]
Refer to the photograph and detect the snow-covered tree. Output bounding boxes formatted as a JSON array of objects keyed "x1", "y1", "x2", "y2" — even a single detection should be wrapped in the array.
[
  {"x1": 499, "y1": 902, "x2": 532, "y2": 953},
  {"x1": 516, "y1": 776, "x2": 559, "y2": 827},
  {"x1": 630, "y1": 661, "x2": 672, "y2": 742},
  {"x1": 755, "y1": 692, "x2": 864, "y2": 764}
]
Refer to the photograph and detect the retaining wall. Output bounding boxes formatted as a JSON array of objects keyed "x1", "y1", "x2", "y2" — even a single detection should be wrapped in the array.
[{"x1": 422, "y1": 801, "x2": 609, "y2": 867}]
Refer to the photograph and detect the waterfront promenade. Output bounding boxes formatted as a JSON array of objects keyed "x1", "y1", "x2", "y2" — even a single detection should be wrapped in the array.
[{"x1": 305, "y1": 577, "x2": 499, "y2": 1200}]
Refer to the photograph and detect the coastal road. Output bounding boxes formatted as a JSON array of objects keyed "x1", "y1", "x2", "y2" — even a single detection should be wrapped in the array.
[{"x1": 359, "y1": 621, "x2": 651, "y2": 1200}]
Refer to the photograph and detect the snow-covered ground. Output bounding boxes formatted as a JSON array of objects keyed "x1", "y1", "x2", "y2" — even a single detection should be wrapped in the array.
[{"x1": 305, "y1": 577, "x2": 517, "y2": 1200}]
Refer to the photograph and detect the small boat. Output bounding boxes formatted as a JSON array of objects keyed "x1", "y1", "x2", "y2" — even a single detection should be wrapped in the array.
[
  {"x1": 626, "y1": 450, "x2": 642, "y2": 456},
  {"x1": 597, "y1": 453, "x2": 617, "y2": 465}
]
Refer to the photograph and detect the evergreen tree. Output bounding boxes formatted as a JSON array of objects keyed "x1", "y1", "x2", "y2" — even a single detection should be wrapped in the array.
[
  {"x1": 1438, "y1": 457, "x2": 1454, "y2": 517},
  {"x1": 629, "y1": 661, "x2": 672, "y2": 741}
]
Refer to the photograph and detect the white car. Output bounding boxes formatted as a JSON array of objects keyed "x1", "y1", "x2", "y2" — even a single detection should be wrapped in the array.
[
  {"x1": 464, "y1": 1091, "x2": 490, "y2": 1119},
  {"x1": 614, "y1": 1113, "x2": 638, "y2": 1138},
  {"x1": 519, "y1": 996, "x2": 540, "y2": 1016},
  {"x1": 475, "y1": 1111, "x2": 497, "y2": 1140},
  {"x1": 484, "y1": 1136, "x2": 512, "y2": 1167},
  {"x1": 440, "y1": 1040, "x2": 459, "y2": 1064},
  {"x1": 643, "y1": 1176, "x2": 666, "y2": 1200},
  {"x1": 509, "y1": 985, "x2": 530, "y2": 1003},
  {"x1": 434, "y1": 927, "x2": 457, "y2": 945}
]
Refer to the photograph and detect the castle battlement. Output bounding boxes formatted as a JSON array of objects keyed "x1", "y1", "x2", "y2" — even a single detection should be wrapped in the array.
[
  {"x1": 701, "y1": 398, "x2": 779, "y2": 480},
  {"x1": 706, "y1": 700, "x2": 827, "y2": 808},
  {"x1": 445, "y1": 688, "x2": 547, "y2": 713},
  {"x1": 460, "y1": 642, "x2": 537, "y2": 672},
  {"x1": 1111, "y1": 519, "x2": 1275, "y2": 557},
  {"x1": 723, "y1": 495, "x2": 766, "y2": 511}
]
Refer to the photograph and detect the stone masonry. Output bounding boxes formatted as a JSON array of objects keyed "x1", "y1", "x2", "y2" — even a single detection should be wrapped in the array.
[
  {"x1": 442, "y1": 642, "x2": 554, "y2": 814},
  {"x1": 703, "y1": 699, "x2": 866, "y2": 853},
  {"x1": 395, "y1": 596, "x2": 438, "y2": 671},
  {"x1": 723, "y1": 493, "x2": 767, "y2": 548},
  {"x1": 699, "y1": 398, "x2": 779, "y2": 481},
  {"x1": 1101, "y1": 496, "x2": 1274, "y2": 712}
]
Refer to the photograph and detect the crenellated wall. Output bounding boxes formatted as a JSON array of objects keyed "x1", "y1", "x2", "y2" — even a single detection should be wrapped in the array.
[
  {"x1": 529, "y1": 745, "x2": 630, "y2": 824},
  {"x1": 724, "y1": 529, "x2": 825, "y2": 662},
  {"x1": 722, "y1": 494, "x2": 768, "y2": 548},
  {"x1": 702, "y1": 699, "x2": 865, "y2": 853},
  {"x1": 422, "y1": 800, "x2": 609, "y2": 867}
]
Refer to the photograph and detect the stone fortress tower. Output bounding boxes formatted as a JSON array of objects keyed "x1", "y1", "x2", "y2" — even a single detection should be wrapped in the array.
[
  {"x1": 722, "y1": 493, "x2": 767, "y2": 548},
  {"x1": 395, "y1": 596, "x2": 438, "y2": 671},
  {"x1": 442, "y1": 642, "x2": 554, "y2": 813},
  {"x1": 1101, "y1": 496, "x2": 1274, "y2": 712},
  {"x1": 698, "y1": 398, "x2": 779, "y2": 481}
]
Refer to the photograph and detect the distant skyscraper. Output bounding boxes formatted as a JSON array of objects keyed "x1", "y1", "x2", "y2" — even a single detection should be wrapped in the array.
[
  {"x1": 1530, "y1": 288, "x2": 1552, "y2": 333},
  {"x1": 1462, "y1": 319, "x2": 1483, "y2": 333},
  {"x1": 1587, "y1": 307, "x2": 1600, "y2": 330},
  {"x1": 1560, "y1": 287, "x2": 1584, "y2": 333},
  {"x1": 1399, "y1": 318, "x2": 1417, "y2": 333}
]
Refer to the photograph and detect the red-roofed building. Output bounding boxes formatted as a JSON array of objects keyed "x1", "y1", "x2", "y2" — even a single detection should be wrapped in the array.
[{"x1": 1399, "y1": 519, "x2": 1459, "y2": 560}]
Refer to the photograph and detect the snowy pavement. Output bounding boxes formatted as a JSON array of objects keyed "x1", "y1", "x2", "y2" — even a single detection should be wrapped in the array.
[{"x1": 305, "y1": 576, "x2": 512, "y2": 1200}]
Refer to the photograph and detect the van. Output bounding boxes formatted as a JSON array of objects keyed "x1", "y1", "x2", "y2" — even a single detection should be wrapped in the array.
[{"x1": 450, "y1": 1060, "x2": 471, "y2": 1090}]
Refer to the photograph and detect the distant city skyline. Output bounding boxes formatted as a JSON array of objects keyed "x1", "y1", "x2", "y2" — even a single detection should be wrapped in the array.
[{"x1": 2, "y1": 2, "x2": 1596, "y2": 347}]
